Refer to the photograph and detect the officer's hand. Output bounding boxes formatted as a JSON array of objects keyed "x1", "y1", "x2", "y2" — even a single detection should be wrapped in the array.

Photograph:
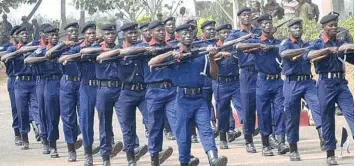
[
  {"x1": 145, "y1": 47, "x2": 156, "y2": 54},
  {"x1": 339, "y1": 44, "x2": 354, "y2": 53},
  {"x1": 214, "y1": 52, "x2": 231, "y2": 61},
  {"x1": 291, "y1": 54, "x2": 303, "y2": 61},
  {"x1": 327, "y1": 47, "x2": 339, "y2": 54},
  {"x1": 172, "y1": 51, "x2": 183, "y2": 62},
  {"x1": 243, "y1": 47, "x2": 259, "y2": 53},
  {"x1": 207, "y1": 47, "x2": 218, "y2": 58},
  {"x1": 260, "y1": 44, "x2": 270, "y2": 52}
]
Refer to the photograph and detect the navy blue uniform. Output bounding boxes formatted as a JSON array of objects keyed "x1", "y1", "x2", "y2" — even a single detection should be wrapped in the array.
[
  {"x1": 307, "y1": 35, "x2": 354, "y2": 151},
  {"x1": 279, "y1": 37, "x2": 322, "y2": 143}
]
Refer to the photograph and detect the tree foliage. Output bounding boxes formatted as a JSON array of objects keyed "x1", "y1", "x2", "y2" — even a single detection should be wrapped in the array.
[{"x1": 0, "y1": 0, "x2": 37, "y2": 14}]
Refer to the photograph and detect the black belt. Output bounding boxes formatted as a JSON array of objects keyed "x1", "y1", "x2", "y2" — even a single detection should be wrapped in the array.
[
  {"x1": 319, "y1": 72, "x2": 345, "y2": 79},
  {"x1": 99, "y1": 80, "x2": 122, "y2": 88},
  {"x1": 82, "y1": 79, "x2": 99, "y2": 86},
  {"x1": 182, "y1": 87, "x2": 202, "y2": 95},
  {"x1": 148, "y1": 81, "x2": 173, "y2": 89},
  {"x1": 122, "y1": 82, "x2": 146, "y2": 91},
  {"x1": 16, "y1": 75, "x2": 36, "y2": 81},
  {"x1": 217, "y1": 76, "x2": 239, "y2": 83},
  {"x1": 258, "y1": 73, "x2": 281, "y2": 80},
  {"x1": 46, "y1": 75, "x2": 62, "y2": 80},
  {"x1": 63, "y1": 75, "x2": 81, "y2": 82},
  {"x1": 287, "y1": 75, "x2": 312, "y2": 81},
  {"x1": 240, "y1": 65, "x2": 257, "y2": 72}
]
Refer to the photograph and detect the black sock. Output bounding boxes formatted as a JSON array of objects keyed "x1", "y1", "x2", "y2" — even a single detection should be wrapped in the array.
[{"x1": 327, "y1": 150, "x2": 335, "y2": 158}]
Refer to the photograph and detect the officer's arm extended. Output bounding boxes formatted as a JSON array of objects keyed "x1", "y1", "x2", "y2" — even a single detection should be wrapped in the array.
[
  {"x1": 0, "y1": 51, "x2": 6, "y2": 57},
  {"x1": 1, "y1": 46, "x2": 40, "y2": 62},
  {"x1": 280, "y1": 48, "x2": 307, "y2": 59},
  {"x1": 235, "y1": 43, "x2": 260, "y2": 52},
  {"x1": 24, "y1": 55, "x2": 48, "y2": 64},
  {"x1": 58, "y1": 53, "x2": 81, "y2": 63},
  {"x1": 148, "y1": 51, "x2": 175, "y2": 67}
]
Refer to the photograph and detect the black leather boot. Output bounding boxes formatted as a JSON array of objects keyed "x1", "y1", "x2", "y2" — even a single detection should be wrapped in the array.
[
  {"x1": 151, "y1": 154, "x2": 159, "y2": 166},
  {"x1": 262, "y1": 136, "x2": 273, "y2": 156},
  {"x1": 134, "y1": 144, "x2": 148, "y2": 162},
  {"x1": 14, "y1": 129, "x2": 22, "y2": 146},
  {"x1": 50, "y1": 141, "x2": 59, "y2": 158},
  {"x1": 111, "y1": 141, "x2": 123, "y2": 158},
  {"x1": 269, "y1": 134, "x2": 279, "y2": 149},
  {"x1": 317, "y1": 128, "x2": 325, "y2": 151},
  {"x1": 276, "y1": 134, "x2": 289, "y2": 155},
  {"x1": 74, "y1": 138, "x2": 82, "y2": 150},
  {"x1": 67, "y1": 143, "x2": 77, "y2": 162},
  {"x1": 245, "y1": 135, "x2": 256, "y2": 153},
  {"x1": 103, "y1": 155, "x2": 111, "y2": 166},
  {"x1": 227, "y1": 129, "x2": 242, "y2": 143},
  {"x1": 326, "y1": 150, "x2": 337, "y2": 165},
  {"x1": 84, "y1": 146, "x2": 93, "y2": 166},
  {"x1": 219, "y1": 132, "x2": 228, "y2": 149},
  {"x1": 127, "y1": 151, "x2": 137, "y2": 166},
  {"x1": 159, "y1": 146, "x2": 173, "y2": 164},
  {"x1": 207, "y1": 150, "x2": 228, "y2": 166},
  {"x1": 42, "y1": 140, "x2": 50, "y2": 154},
  {"x1": 289, "y1": 143, "x2": 301, "y2": 161},
  {"x1": 21, "y1": 133, "x2": 29, "y2": 150},
  {"x1": 211, "y1": 120, "x2": 219, "y2": 138},
  {"x1": 189, "y1": 155, "x2": 200, "y2": 166}
]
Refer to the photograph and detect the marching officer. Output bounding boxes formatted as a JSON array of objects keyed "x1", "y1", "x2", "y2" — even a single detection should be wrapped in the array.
[
  {"x1": 279, "y1": 19, "x2": 323, "y2": 161},
  {"x1": 307, "y1": 14, "x2": 354, "y2": 165},
  {"x1": 140, "y1": 22, "x2": 152, "y2": 43},
  {"x1": 148, "y1": 23, "x2": 228, "y2": 166},
  {"x1": 164, "y1": 17, "x2": 178, "y2": 46}
]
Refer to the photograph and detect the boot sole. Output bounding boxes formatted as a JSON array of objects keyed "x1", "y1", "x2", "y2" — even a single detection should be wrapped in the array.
[
  {"x1": 214, "y1": 156, "x2": 228, "y2": 166},
  {"x1": 92, "y1": 146, "x2": 100, "y2": 155},
  {"x1": 159, "y1": 147, "x2": 173, "y2": 164},
  {"x1": 228, "y1": 132, "x2": 241, "y2": 143},
  {"x1": 50, "y1": 154, "x2": 59, "y2": 158},
  {"x1": 111, "y1": 142, "x2": 123, "y2": 158},
  {"x1": 189, "y1": 158, "x2": 200, "y2": 166},
  {"x1": 135, "y1": 145, "x2": 148, "y2": 162},
  {"x1": 74, "y1": 139, "x2": 83, "y2": 150},
  {"x1": 262, "y1": 153, "x2": 274, "y2": 156},
  {"x1": 278, "y1": 147, "x2": 290, "y2": 155}
]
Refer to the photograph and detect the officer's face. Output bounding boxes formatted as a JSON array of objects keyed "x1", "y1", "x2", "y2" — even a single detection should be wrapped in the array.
[
  {"x1": 165, "y1": 21, "x2": 176, "y2": 34},
  {"x1": 324, "y1": 20, "x2": 338, "y2": 37},
  {"x1": 178, "y1": 30, "x2": 193, "y2": 46},
  {"x1": 103, "y1": 30, "x2": 117, "y2": 44},
  {"x1": 290, "y1": 24, "x2": 303, "y2": 38},
  {"x1": 218, "y1": 29, "x2": 231, "y2": 41},
  {"x1": 40, "y1": 32, "x2": 49, "y2": 45},
  {"x1": 203, "y1": 25, "x2": 216, "y2": 39},
  {"x1": 85, "y1": 28, "x2": 97, "y2": 44},
  {"x1": 18, "y1": 31, "x2": 29, "y2": 43},
  {"x1": 239, "y1": 11, "x2": 252, "y2": 25},
  {"x1": 151, "y1": 26, "x2": 166, "y2": 42},
  {"x1": 67, "y1": 27, "x2": 79, "y2": 41},
  {"x1": 47, "y1": 32, "x2": 59, "y2": 45},
  {"x1": 124, "y1": 29, "x2": 139, "y2": 44},
  {"x1": 141, "y1": 27, "x2": 152, "y2": 41},
  {"x1": 12, "y1": 34, "x2": 19, "y2": 44},
  {"x1": 260, "y1": 20, "x2": 273, "y2": 33}
]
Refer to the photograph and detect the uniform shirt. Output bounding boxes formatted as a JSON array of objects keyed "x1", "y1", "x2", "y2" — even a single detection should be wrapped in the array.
[
  {"x1": 64, "y1": 41, "x2": 99, "y2": 80},
  {"x1": 250, "y1": 34, "x2": 282, "y2": 74},
  {"x1": 308, "y1": 35, "x2": 354, "y2": 74},
  {"x1": 116, "y1": 41, "x2": 146, "y2": 83},
  {"x1": 279, "y1": 37, "x2": 312, "y2": 76},
  {"x1": 95, "y1": 42, "x2": 120, "y2": 80},
  {"x1": 1, "y1": 43, "x2": 14, "y2": 76},
  {"x1": 215, "y1": 39, "x2": 239, "y2": 77},
  {"x1": 226, "y1": 27, "x2": 262, "y2": 68},
  {"x1": 196, "y1": 38, "x2": 217, "y2": 88},
  {"x1": 143, "y1": 39, "x2": 173, "y2": 83},
  {"x1": 172, "y1": 46, "x2": 211, "y2": 88},
  {"x1": 29, "y1": 45, "x2": 62, "y2": 77},
  {"x1": 5, "y1": 42, "x2": 40, "y2": 76},
  {"x1": 61, "y1": 44, "x2": 80, "y2": 77}
]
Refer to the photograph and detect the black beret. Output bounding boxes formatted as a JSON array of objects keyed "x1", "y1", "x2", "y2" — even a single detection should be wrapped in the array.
[
  {"x1": 10, "y1": 25, "x2": 21, "y2": 36},
  {"x1": 101, "y1": 24, "x2": 116, "y2": 31},
  {"x1": 163, "y1": 17, "x2": 175, "y2": 24},
  {"x1": 120, "y1": 23, "x2": 138, "y2": 32},
  {"x1": 148, "y1": 20, "x2": 165, "y2": 30},
  {"x1": 139, "y1": 22, "x2": 150, "y2": 29},
  {"x1": 186, "y1": 19, "x2": 197, "y2": 25},
  {"x1": 43, "y1": 27, "x2": 59, "y2": 33},
  {"x1": 15, "y1": 26, "x2": 29, "y2": 35},
  {"x1": 216, "y1": 24, "x2": 232, "y2": 32},
  {"x1": 81, "y1": 23, "x2": 96, "y2": 33},
  {"x1": 328, "y1": 11, "x2": 340, "y2": 16},
  {"x1": 237, "y1": 7, "x2": 252, "y2": 16},
  {"x1": 287, "y1": 19, "x2": 303, "y2": 27},
  {"x1": 257, "y1": 14, "x2": 272, "y2": 23},
  {"x1": 175, "y1": 23, "x2": 196, "y2": 32},
  {"x1": 201, "y1": 20, "x2": 216, "y2": 29},
  {"x1": 320, "y1": 14, "x2": 338, "y2": 24},
  {"x1": 39, "y1": 24, "x2": 52, "y2": 32},
  {"x1": 64, "y1": 22, "x2": 79, "y2": 30}
]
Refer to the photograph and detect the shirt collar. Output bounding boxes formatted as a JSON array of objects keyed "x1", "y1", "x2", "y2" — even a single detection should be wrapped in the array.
[
  {"x1": 40, "y1": 39, "x2": 47, "y2": 47},
  {"x1": 240, "y1": 25, "x2": 252, "y2": 32},
  {"x1": 17, "y1": 43, "x2": 24, "y2": 49},
  {"x1": 261, "y1": 32, "x2": 274, "y2": 42},
  {"x1": 321, "y1": 33, "x2": 335, "y2": 43},
  {"x1": 165, "y1": 33, "x2": 175, "y2": 42},
  {"x1": 216, "y1": 39, "x2": 223, "y2": 47},
  {"x1": 100, "y1": 42, "x2": 116, "y2": 49},
  {"x1": 122, "y1": 41, "x2": 132, "y2": 48},
  {"x1": 80, "y1": 40, "x2": 88, "y2": 47}
]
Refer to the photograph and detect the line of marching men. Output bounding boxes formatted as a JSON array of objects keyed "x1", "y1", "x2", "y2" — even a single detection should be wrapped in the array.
[{"x1": 0, "y1": 6, "x2": 354, "y2": 166}]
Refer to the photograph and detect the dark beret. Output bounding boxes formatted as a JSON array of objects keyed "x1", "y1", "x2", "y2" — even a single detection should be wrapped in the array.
[
  {"x1": 163, "y1": 17, "x2": 175, "y2": 24},
  {"x1": 287, "y1": 19, "x2": 303, "y2": 27},
  {"x1": 15, "y1": 26, "x2": 29, "y2": 35},
  {"x1": 320, "y1": 14, "x2": 338, "y2": 24},
  {"x1": 237, "y1": 7, "x2": 252, "y2": 16},
  {"x1": 139, "y1": 22, "x2": 150, "y2": 29},
  {"x1": 101, "y1": 24, "x2": 116, "y2": 31},
  {"x1": 257, "y1": 14, "x2": 272, "y2": 23},
  {"x1": 10, "y1": 25, "x2": 21, "y2": 36},
  {"x1": 64, "y1": 22, "x2": 79, "y2": 30},
  {"x1": 43, "y1": 27, "x2": 59, "y2": 33},
  {"x1": 186, "y1": 19, "x2": 197, "y2": 25},
  {"x1": 216, "y1": 24, "x2": 232, "y2": 32},
  {"x1": 175, "y1": 23, "x2": 196, "y2": 32},
  {"x1": 120, "y1": 23, "x2": 138, "y2": 32},
  {"x1": 39, "y1": 24, "x2": 52, "y2": 32},
  {"x1": 328, "y1": 11, "x2": 340, "y2": 16},
  {"x1": 201, "y1": 20, "x2": 216, "y2": 29},
  {"x1": 148, "y1": 20, "x2": 165, "y2": 30},
  {"x1": 81, "y1": 23, "x2": 96, "y2": 33}
]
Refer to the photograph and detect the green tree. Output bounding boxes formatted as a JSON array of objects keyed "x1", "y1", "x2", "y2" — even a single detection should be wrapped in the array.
[{"x1": 0, "y1": 0, "x2": 42, "y2": 20}]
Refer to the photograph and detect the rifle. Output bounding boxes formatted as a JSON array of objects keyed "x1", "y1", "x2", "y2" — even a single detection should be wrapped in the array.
[
  {"x1": 275, "y1": 18, "x2": 293, "y2": 29},
  {"x1": 150, "y1": 34, "x2": 252, "y2": 69}
]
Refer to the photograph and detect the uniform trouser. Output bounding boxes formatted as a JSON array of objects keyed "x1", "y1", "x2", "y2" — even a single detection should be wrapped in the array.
[
  {"x1": 96, "y1": 86, "x2": 120, "y2": 157},
  {"x1": 256, "y1": 76, "x2": 285, "y2": 137},
  {"x1": 318, "y1": 78, "x2": 354, "y2": 151},
  {"x1": 116, "y1": 88, "x2": 147, "y2": 152},
  {"x1": 44, "y1": 79, "x2": 61, "y2": 141},
  {"x1": 146, "y1": 86, "x2": 177, "y2": 155},
  {"x1": 37, "y1": 79, "x2": 47, "y2": 140},
  {"x1": 60, "y1": 78, "x2": 81, "y2": 144},
  {"x1": 212, "y1": 80, "x2": 242, "y2": 133},
  {"x1": 79, "y1": 84, "x2": 97, "y2": 148},
  {"x1": 14, "y1": 79, "x2": 39, "y2": 134},
  {"x1": 202, "y1": 88, "x2": 215, "y2": 122},
  {"x1": 164, "y1": 116, "x2": 172, "y2": 132},
  {"x1": 284, "y1": 78, "x2": 322, "y2": 143},
  {"x1": 7, "y1": 77, "x2": 19, "y2": 131},
  {"x1": 240, "y1": 69, "x2": 257, "y2": 136},
  {"x1": 175, "y1": 88, "x2": 217, "y2": 163}
]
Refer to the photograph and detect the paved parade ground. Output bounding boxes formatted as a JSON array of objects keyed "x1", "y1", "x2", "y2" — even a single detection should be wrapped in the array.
[{"x1": 0, "y1": 85, "x2": 353, "y2": 166}]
